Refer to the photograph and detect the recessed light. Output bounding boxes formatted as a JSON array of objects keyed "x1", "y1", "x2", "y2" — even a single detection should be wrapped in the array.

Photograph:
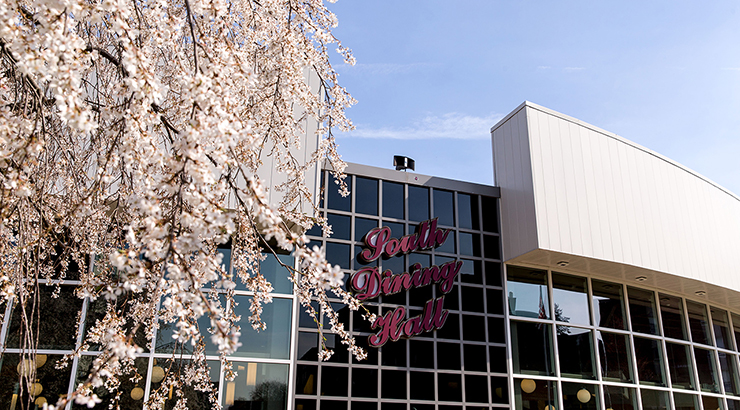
[
  {"x1": 695, "y1": 290, "x2": 707, "y2": 297},
  {"x1": 556, "y1": 261, "x2": 569, "y2": 267},
  {"x1": 635, "y1": 276, "x2": 648, "y2": 282}
]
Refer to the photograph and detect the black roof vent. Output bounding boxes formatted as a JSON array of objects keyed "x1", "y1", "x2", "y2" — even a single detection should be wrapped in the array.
[{"x1": 393, "y1": 155, "x2": 415, "y2": 172}]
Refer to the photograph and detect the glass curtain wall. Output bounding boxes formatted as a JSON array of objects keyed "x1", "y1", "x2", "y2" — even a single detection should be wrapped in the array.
[
  {"x1": 507, "y1": 265, "x2": 740, "y2": 410},
  {"x1": 0, "y1": 251, "x2": 297, "y2": 409},
  {"x1": 297, "y1": 171, "x2": 504, "y2": 410}
]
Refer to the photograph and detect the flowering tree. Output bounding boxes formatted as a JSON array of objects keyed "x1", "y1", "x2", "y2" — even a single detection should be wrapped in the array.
[{"x1": 0, "y1": 0, "x2": 366, "y2": 407}]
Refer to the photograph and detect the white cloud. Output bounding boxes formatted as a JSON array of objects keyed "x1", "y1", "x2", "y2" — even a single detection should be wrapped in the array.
[{"x1": 343, "y1": 112, "x2": 504, "y2": 140}]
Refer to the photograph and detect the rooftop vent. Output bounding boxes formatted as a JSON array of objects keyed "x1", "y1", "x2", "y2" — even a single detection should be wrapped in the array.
[{"x1": 393, "y1": 155, "x2": 415, "y2": 172}]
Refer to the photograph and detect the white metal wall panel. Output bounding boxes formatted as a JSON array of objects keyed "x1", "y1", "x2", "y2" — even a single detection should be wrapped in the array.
[
  {"x1": 492, "y1": 106, "x2": 539, "y2": 260},
  {"x1": 492, "y1": 102, "x2": 740, "y2": 293}
]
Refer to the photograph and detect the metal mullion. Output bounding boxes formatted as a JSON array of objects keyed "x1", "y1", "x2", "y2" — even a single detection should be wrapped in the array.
[
  {"x1": 706, "y1": 303, "x2": 727, "y2": 397},
  {"x1": 684, "y1": 297, "x2": 705, "y2": 396},
  {"x1": 653, "y1": 288, "x2": 675, "y2": 395},
  {"x1": 547, "y1": 269, "x2": 560, "y2": 380},
  {"x1": 622, "y1": 284, "x2": 644, "y2": 410},
  {"x1": 587, "y1": 276, "x2": 604, "y2": 384},
  {"x1": 0, "y1": 295, "x2": 13, "y2": 349},
  {"x1": 287, "y1": 257, "x2": 299, "y2": 410}
]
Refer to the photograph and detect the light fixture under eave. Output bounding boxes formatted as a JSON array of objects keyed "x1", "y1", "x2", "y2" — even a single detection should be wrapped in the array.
[
  {"x1": 151, "y1": 365, "x2": 165, "y2": 383},
  {"x1": 695, "y1": 290, "x2": 707, "y2": 297},
  {"x1": 520, "y1": 379, "x2": 536, "y2": 394},
  {"x1": 34, "y1": 397, "x2": 47, "y2": 407},
  {"x1": 544, "y1": 405, "x2": 556, "y2": 410},
  {"x1": 130, "y1": 387, "x2": 144, "y2": 401},
  {"x1": 577, "y1": 388, "x2": 591, "y2": 403},
  {"x1": 556, "y1": 261, "x2": 569, "y2": 267},
  {"x1": 635, "y1": 275, "x2": 648, "y2": 282}
]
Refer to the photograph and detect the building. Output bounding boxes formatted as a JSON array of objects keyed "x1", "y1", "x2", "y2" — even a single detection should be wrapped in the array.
[{"x1": 1, "y1": 102, "x2": 740, "y2": 410}]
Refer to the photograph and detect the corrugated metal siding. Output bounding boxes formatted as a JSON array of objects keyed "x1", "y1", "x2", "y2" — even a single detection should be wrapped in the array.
[{"x1": 492, "y1": 102, "x2": 740, "y2": 293}]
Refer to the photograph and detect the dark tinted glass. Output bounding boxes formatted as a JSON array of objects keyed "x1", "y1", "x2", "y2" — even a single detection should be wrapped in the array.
[
  {"x1": 380, "y1": 339, "x2": 406, "y2": 366},
  {"x1": 459, "y1": 233, "x2": 481, "y2": 256},
  {"x1": 325, "y1": 242, "x2": 350, "y2": 269},
  {"x1": 634, "y1": 337, "x2": 665, "y2": 386},
  {"x1": 490, "y1": 376, "x2": 508, "y2": 404},
  {"x1": 433, "y1": 189, "x2": 455, "y2": 226},
  {"x1": 437, "y1": 313, "x2": 460, "y2": 340},
  {"x1": 386, "y1": 222, "x2": 404, "y2": 239},
  {"x1": 514, "y1": 378, "x2": 557, "y2": 410},
  {"x1": 462, "y1": 315, "x2": 486, "y2": 342},
  {"x1": 488, "y1": 317, "x2": 506, "y2": 344},
  {"x1": 355, "y1": 177, "x2": 378, "y2": 215},
  {"x1": 711, "y1": 307, "x2": 732, "y2": 349},
  {"x1": 437, "y1": 373, "x2": 462, "y2": 401},
  {"x1": 458, "y1": 259, "x2": 482, "y2": 284},
  {"x1": 410, "y1": 372, "x2": 434, "y2": 400},
  {"x1": 719, "y1": 352, "x2": 740, "y2": 395},
  {"x1": 597, "y1": 331, "x2": 633, "y2": 382},
  {"x1": 672, "y1": 393, "x2": 698, "y2": 410},
  {"x1": 381, "y1": 370, "x2": 406, "y2": 399},
  {"x1": 355, "y1": 217, "x2": 378, "y2": 242},
  {"x1": 408, "y1": 186, "x2": 429, "y2": 222},
  {"x1": 628, "y1": 287, "x2": 659, "y2": 335},
  {"x1": 483, "y1": 235, "x2": 500, "y2": 260},
  {"x1": 437, "y1": 342, "x2": 461, "y2": 369},
  {"x1": 6, "y1": 285, "x2": 83, "y2": 350},
  {"x1": 562, "y1": 382, "x2": 599, "y2": 410},
  {"x1": 352, "y1": 368, "x2": 377, "y2": 398},
  {"x1": 296, "y1": 365, "x2": 318, "y2": 395},
  {"x1": 382, "y1": 181, "x2": 404, "y2": 219},
  {"x1": 260, "y1": 253, "x2": 294, "y2": 294},
  {"x1": 592, "y1": 280, "x2": 626, "y2": 330},
  {"x1": 694, "y1": 347, "x2": 719, "y2": 392},
  {"x1": 557, "y1": 327, "x2": 595, "y2": 379},
  {"x1": 487, "y1": 289, "x2": 504, "y2": 315},
  {"x1": 490, "y1": 346, "x2": 507, "y2": 373},
  {"x1": 603, "y1": 385, "x2": 636, "y2": 410},
  {"x1": 461, "y1": 287, "x2": 484, "y2": 313},
  {"x1": 702, "y1": 396, "x2": 721, "y2": 410},
  {"x1": 640, "y1": 389, "x2": 668, "y2": 410},
  {"x1": 457, "y1": 193, "x2": 479, "y2": 230},
  {"x1": 327, "y1": 213, "x2": 351, "y2": 240},
  {"x1": 409, "y1": 340, "x2": 434, "y2": 368},
  {"x1": 687, "y1": 301, "x2": 711, "y2": 345},
  {"x1": 511, "y1": 321, "x2": 554, "y2": 375},
  {"x1": 660, "y1": 294, "x2": 687, "y2": 340},
  {"x1": 463, "y1": 344, "x2": 487, "y2": 372},
  {"x1": 666, "y1": 342, "x2": 694, "y2": 389},
  {"x1": 296, "y1": 399, "x2": 316, "y2": 410},
  {"x1": 485, "y1": 261, "x2": 502, "y2": 287},
  {"x1": 327, "y1": 176, "x2": 351, "y2": 212},
  {"x1": 297, "y1": 332, "x2": 319, "y2": 360},
  {"x1": 481, "y1": 196, "x2": 498, "y2": 232},
  {"x1": 320, "y1": 366, "x2": 348, "y2": 396},
  {"x1": 465, "y1": 375, "x2": 488, "y2": 403},
  {"x1": 0, "y1": 354, "x2": 71, "y2": 408}
]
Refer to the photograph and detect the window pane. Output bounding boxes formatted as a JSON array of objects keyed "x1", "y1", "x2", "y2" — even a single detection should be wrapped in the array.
[
  {"x1": 481, "y1": 196, "x2": 498, "y2": 233},
  {"x1": 465, "y1": 374, "x2": 488, "y2": 403},
  {"x1": 673, "y1": 393, "x2": 699, "y2": 410},
  {"x1": 702, "y1": 396, "x2": 722, "y2": 410},
  {"x1": 483, "y1": 235, "x2": 500, "y2": 260},
  {"x1": 514, "y1": 378, "x2": 558, "y2": 410},
  {"x1": 463, "y1": 344, "x2": 487, "y2": 372},
  {"x1": 719, "y1": 352, "x2": 740, "y2": 395},
  {"x1": 507, "y1": 266, "x2": 549, "y2": 319},
  {"x1": 603, "y1": 385, "x2": 636, "y2": 410},
  {"x1": 562, "y1": 382, "x2": 599, "y2": 410},
  {"x1": 598, "y1": 331, "x2": 633, "y2": 383},
  {"x1": 592, "y1": 280, "x2": 627, "y2": 330},
  {"x1": 386, "y1": 222, "x2": 405, "y2": 239},
  {"x1": 712, "y1": 307, "x2": 733, "y2": 350},
  {"x1": 457, "y1": 193, "x2": 479, "y2": 230},
  {"x1": 433, "y1": 189, "x2": 454, "y2": 226},
  {"x1": 557, "y1": 326, "x2": 595, "y2": 379},
  {"x1": 640, "y1": 389, "x2": 669, "y2": 410},
  {"x1": 327, "y1": 176, "x2": 351, "y2": 212},
  {"x1": 687, "y1": 301, "x2": 712, "y2": 346},
  {"x1": 511, "y1": 321, "x2": 554, "y2": 376},
  {"x1": 222, "y1": 363, "x2": 287, "y2": 410},
  {"x1": 234, "y1": 296, "x2": 292, "y2": 359},
  {"x1": 0, "y1": 354, "x2": 72, "y2": 408},
  {"x1": 437, "y1": 373, "x2": 462, "y2": 402},
  {"x1": 660, "y1": 294, "x2": 687, "y2": 340},
  {"x1": 6, "y1": 286, "x2": 83, "y2": 350},
  {"x1": 628, "y1": 287, "x2": 659, "y2": 335},
  {"x1": 666, "y1": 342, "x2": 695, "y2": 390},
  {"x1": 297, "y1": 332, "x2": 318, "y2": 360},
  {"x1": 320, "y1": 367, "x2": 348, "y2": 396},
  {"x1": 352, "y1": 368, "x2": 377, "y2": 398},
  {"x1": 460, "y1": 259, "x2": 483, "y2": 284},
  {"x1": 634, "y1": 336, "x2": 666, "y2": 386},
  {"x1": 150, "y1": 358, "x2": 220, "y2": 410},
  {"x1": 408, "y1": 186, "x2": 429, "y2": 222},
  {"x1": 458, "y1": 233, "x2": 480, "y2": 257},
  {"x1": 260, "y1": 254, "x2": 294, "y2": 294},
  {"x1": 694, "y1": 347, "x2": 720, "y2": 392},
  {"x1": 552, "y1": 273, "x2": 591, "y2": 326},
  {"x1": 490, "y1": 376, "x2": 508, "y2": 404},
  {"x1": 296, "y1": 365, "x2": 317, "y2": 395},
  {"x1": 734, "y1": 313, "x2": 740, "y2": 352},
  {"x1": 485, "y1": 261, "x2": 502, "y2": 287},
  {"x1": 382, "y1": 181, "x2": 404, "y2": 219},
  {"x1": 325, "y1": 242, "x2": 350, "y2": 270},
  {"x1": 355, "y1": 177, "x2": 378, "y2": 216},
  {"x1": 410, "y1": 372, "x2": 434, "y2": 400},
  {"x1": 327, "y1": 213, "x2": 351, "y2": 241},
  {"x1": 355, "y1": 218, "x2": 378, "y2": 243},
  {"x1": 381, "y1": 370, "x2": 406, "y2": 399},
  {"x1": 73, "y1": 356, "x2": 148, "y2": 410}
]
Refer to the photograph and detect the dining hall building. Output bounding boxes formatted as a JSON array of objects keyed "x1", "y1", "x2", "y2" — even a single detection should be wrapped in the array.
[{"x1": 1, "y1": 101, "x2": 740, "y2": 410}]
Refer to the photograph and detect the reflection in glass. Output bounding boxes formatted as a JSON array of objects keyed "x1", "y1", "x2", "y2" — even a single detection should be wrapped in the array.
[
  {"x1": 552, "y1": 273, "x2": 591, "y2": 326},
  {"x1": 712, "y1": 307, "x2": 733, "y2": 350},
  {"x1": 666, "y1": 342, "x2": 695, "y2": 390},
  {"x1": 355, "y1": 177, "x2": 378, "y2": 216},
  {"x1": 355, "y1": 218, "x2": 378, "y2": 242},
  {"x1": 295, "y1": 365, "x2": 317, "y2": 395},
  {"x1": 730, "y1": 399, "x2": 740, "y2": 410},
  {"x1": 687, "y1": 301, "x2": 712, "y2": 345},
  {"x1": 150, "y1": 359, "x2": 220, "y2": 410},
  {"x1": 457, "y1": 193, "x2": 479, "y2": 230},
  {"x1": 460, "y1": 259, "x2": 482, "y2": 284},
  {"x1": 234, "y1": 296, "x2": 292, "y2": 359},
  {"x1": 557, "y1": 326, "x2": 595, "y2": 379},
  {"x1": 507, "y1": 266, "x2": 549, "y2": 319},
  {"x1": 327, "y1": 177, "x2": 351, "y2": 212},
  {"x1": 464, "y1": 344, "x2": 487, "y2": 372},
  {"x1": 562, "y1": 382, "x2": 599, "y2": 410},
  {"x1": 597, "y1": 331, "x2": 633, "y2": 383},
  {"x1": 511, "y1": 321, "x2": 554, "y2": 376},
  {"x1": 386, "y1": 222, "x2": 405, "y2": 240},
  {"x1": 0, "y1": 354, "x2": 71, "y2": 409},
  {"x1": 408, "y1": 186, "x2": 429, "y2": 222},
  {"x1": 592, "y1": 280, "x2": 627, "y2": 330},
  {"x1": 514, "y1": 378, "x2": 557, "y2": 410},
  {"x1": 297, "y1": 332, "x2": 318, "y2": 360},
  {"x1": 660, "y1": 294, "x2": 688, "y2": 340},
  {"x1": 694, "y1": 347, "x2": 720, "y2": 393},
  {"x1": 490, "y1": 377, "x2": 508, "y2": 404},
  {"x1": 734, "y1": 313, "x2": 740, "y2": 354},
  {"x1": 702, "y1": 396, "x2": 722, "y2": 410},
  {"x1": 673, "y1": 392, "x2": 699, "y2": 410},
  {"x1": 603, "y1": 385, "x2": 636, "y2": 410},
  {"x1": 6, "y1": 286, "x2": 83, "y2": 350},
  {"x1": 640, "y1": 389, "x2": 669, "y2": 410},
  {"x1": 633, "y1": 336, "x2": 666, "y2": 386},
  {"x1": 222, "y1": 362, "x2": 287, "y2": 410},
  {"x1": 628, "y1": 287, "x2": 659, "y2": 335},
  {"x1": 382, "y1": 181, "x2": 404, "y2": 219},
  {"x1": 325, "y1": 242, "x2": 350, "y2": 270},
  {"x1": 458, "y1": 232, "x2": 481, "y2": 257},
  {"x1": 259, "y1": 254, "x2": 294, "y2": 294},
  {"x1": 433, "y1": 189, "x2": 454, "y2": 226},
  {"x1": 719, "y1": 352, "x2": 740, "y2": 395}
]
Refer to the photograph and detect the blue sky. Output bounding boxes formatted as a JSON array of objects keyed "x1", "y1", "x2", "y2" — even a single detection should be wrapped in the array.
[{"x1": 327, "y1": 1, "x2": 740, "y2": 195}]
